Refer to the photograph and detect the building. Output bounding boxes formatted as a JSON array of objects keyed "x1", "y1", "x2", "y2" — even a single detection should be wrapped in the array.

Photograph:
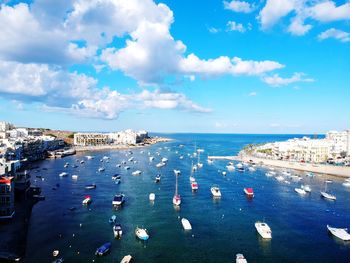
[
  {"x1": 0, "y1": 176, "x2": 15, "y2": 220},
  {"x1": 110, "y1": 129, "x2": 148, "y2": 145},
  {"x1": 0, "y1": 121, "x2": 14, "y2": 132},
  {"x1": 74, "y1": 133, "x2": 111, "y2": 146}
]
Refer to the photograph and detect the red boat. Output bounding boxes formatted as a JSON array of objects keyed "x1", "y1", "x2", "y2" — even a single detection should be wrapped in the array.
[
  {"x1": 244, "y1": 188, "x2": 254, "y2": 197},
  {"x1": 191, "y1": 181, "x2": 198, "y2": 191}
]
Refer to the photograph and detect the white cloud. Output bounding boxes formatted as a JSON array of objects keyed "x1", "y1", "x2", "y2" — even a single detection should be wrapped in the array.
[
  {"x1": 226, "y1": 20, "x2": 248, "y2": 32},
  {"x1": 287, "y1": 16, "x2": 312, "y2": 36},
  {"x1": 248, "y1": 91, "x2": 257, "y2": 96},
  {"x1": 262, "y1": 72, "x2": 314, "y2": 87},
  {"x1": 223, "y1": 1, "x2": 255, "y2": 13},
  {"x1": 310, "y1": 1, "x2": 350, "y2": 22},
  {"x1": 318, "y1": 28, "x2": 350, "y2": 42}
]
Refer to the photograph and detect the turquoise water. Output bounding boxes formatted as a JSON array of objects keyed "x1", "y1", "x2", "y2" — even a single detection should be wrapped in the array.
[{"x1": 25, "y1": 134, "x2": 350, "y2": 263}]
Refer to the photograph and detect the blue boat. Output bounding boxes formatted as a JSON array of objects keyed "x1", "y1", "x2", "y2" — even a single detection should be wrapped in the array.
[
  {"x1": 52, "y1": 258, "x2": 64, "y2": 263},
  {"x1": 95, "y1": 242, "x2": 111, "y2": 256},
  {"x1": 112, "y1": 194, "x2": 125, "y2": 206},
  {"x1": 109, "y1": 215, "x2": 117, "y2": 224}
]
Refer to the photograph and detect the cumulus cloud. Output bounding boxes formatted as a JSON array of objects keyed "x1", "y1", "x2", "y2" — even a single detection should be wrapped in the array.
[
  {"x1": 223, "y1": 0, "x2": 255, "y2": 13},
  {"x1": 262, "y1": 72, "x2": 314, "y2": 87},
  {"x1": 318, "y1": 28, "x2": 350, "y2": 42},
  {"x1": 310, "y1": 1, "x2": 350, "y2": 22},
  {"x1": 226, "y1": 21, "x2": 248, "y2": 32}
]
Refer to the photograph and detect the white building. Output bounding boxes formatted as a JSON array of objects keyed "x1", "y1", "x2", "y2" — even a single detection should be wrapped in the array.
[
  {"x1": 0, "y1": 122, "x2": 14, "y2": 132},
  {"x1": 73, "y1": 133, "x2": 111, "y2": 146}
]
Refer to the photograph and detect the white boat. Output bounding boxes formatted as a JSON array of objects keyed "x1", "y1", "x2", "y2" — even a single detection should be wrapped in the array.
[
  {"x1": 161, "y1": 157, "x2": 168, "y2": 163},
  {"x1": 124, "y1": 166, "x2": 130, "y2": 170},
  {"x1": 156, "y1": 162, "x2": 166, "y2": 168},
  {"x1": 64, "y1": 163, "x2": 69, "y2": 168},
  {"x1": 149, "y1": 156, "x2": 154, "y2": 162},
  {"x1": 301, "y1": 185, "x2": 312, "y2": 192},
  {"x1": 342, "y1": 182, "x2": 350, "y2": 187},
  {"x1": 173, "y1": 170, "x2": 181, "y2": 206},
  {"x1": 275, "y1": 175, "x2": 284, "y2": 181},
  {"x1": 149, "y1": 193, "x2": 155, "y2": 201},
  {"x1": 265, "y1": 172, "x2": 274, "y2": 177},
  {"x1": 222, "y1": 171, "x2": 227, "y2": 176},
  {"x1": 295, "y1": 188, "x2": 307, "y2": 195},
  {"x1": 248, "y1": 167, "x2": 256, "y2": 172},
  {"x1": 174, "y1": 169, "x2": 181, "y2": 176},
  {"x1": 226, "y1": 163, "x2": 235, "y2": 171},
  {"x1": 207, "y1": 158, "x2": 214, "y2": 164},
  {"x1": 132, "y1": 170, "x2": 142, "y2": 176},
  {"x1": 52, "y1": 250, "x2": 59, "y2": 257},
  {"x1": 120, "y1": 255, "x2": 132, "y2": 263},
  {"x1": 181, "y1": 218, "x2": 192, "y2": 230},
  {"x1": 86, "y1": 155, "x2": 94, "y2": 160},
  {"x1": 82, "y1": 195, "x2": 92, "y2": 205},
  {"x1": 71, "y1": 175, "x2": 78, "y2": 180},
  {"x1": 236, "y1": 253, "x2": 248, "y2": 263},
  {"x1": 255, "y1": 222, "x2": 272, "y2": 239},
  {"x1": 59, "y1": 172, "x2": 68, "y2": 177},
  {"x1": 327, "y1": 225, "x2": 350, "y2": 241},
  {"x1": 135, "y1": 227, "x2": 149, "y2": 240},
  {"x1": 236, "y1": 163, "x2": 243, "y2": 169},
  {"x1": 128, "y1": 157, "x2": 134, "y2": 162},
  {"x1": 211, "y1": 186, "x2": 221, "y2": 197},
  {"x1": 113, "y1": 224, "x2": 123, "y2": 239},
  {"x1": 320, "y1": 181, "x2": 336, "y2": 200},
  {"x1": 98, "y1": 167, "x2": 105, "y2": 172}
]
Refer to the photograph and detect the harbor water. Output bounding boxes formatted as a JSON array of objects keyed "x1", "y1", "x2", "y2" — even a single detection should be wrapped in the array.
[{"x1": 25, "y1": 134, "x2": 350, "y2": 263}]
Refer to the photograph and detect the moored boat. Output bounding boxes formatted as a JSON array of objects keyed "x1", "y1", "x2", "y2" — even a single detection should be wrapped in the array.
[
  {"x1": 109, "y1": 215, "x2": 117, "y2": 224},
  {"x1": 191, "y1": 181, "x2": 198, "y2": 191},
  {"x1": 181, "y1": 218, "x2": 192, "y2": 230},
  {"x1": 132, "y1": 170, "x2": 142, "y2": 176},
  {"x1": 211, "y1": 186, "x2": 221, "y2": 197},
  {"x1": 155, "y1": 174, "x2": 161, "y2": 183},
  {"x1": 95, "y1": 242, "x2": 111, "y2": 256},
  {"x1": 98, "y1": 167, "x2": 105, "y2": 172},
  {"x1": 85, "y1": 184, "x2": 96, "y2": 190},
  {"x1": 295, "y1": 188, "x2": 307, "y2": 195},
  {"x1": 236, "y1": 253, "x2": 248, "y2": 263},
  {"x1": 156, "y1": 162, "x2": 166, "y2": 168},
  {"x1": 71, "y1": 175, "x2": 78, "y2": 180},
  {"x1": 113, "y1": 194, "x2": 125, "y2": 206},
  {"x1": 327, "y1": 225, "x2": 350, "y2": 241},
  {"x1": 120, "y1": 255, "x2": 132, "y2": 263},
  {"x1": 112, "y1": 174, "x2": 121, "y2": 180},
  {"x1": 255, "y1": 222, "x2": 272, "y2": 239},
  {"x1": 82, "y1": 195, "x2": 92, "y2": 205},
  {"x1": 59, "y1": 172, "x2": 68, "y2": 177},
  {"x1": 149, "y1": 193, "x2": 155, "y2": 201},
  {"x1": 113, "y1": 224, "x2": 123, "y2": 239},
  {"x1": 244, "y1": 187, "x2": 254, "y2": 197},
  {"x1": 320, "y1": 191, "x2": 336, "y2": 200},
  {"x1": 135, "y1": 227, "x2": 149, "y2": 240}
]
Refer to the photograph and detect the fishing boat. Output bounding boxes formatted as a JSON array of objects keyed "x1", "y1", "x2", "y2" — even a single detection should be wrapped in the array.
[
  {"x1": 236, "y1": 254, "x2": 248, "y2": 263},
  {"x1": 244, "y1": 188, "x2": 254, "y2": 197},
  {"x1": 320, "y1": 181, "x2": 336, "y2": 201},
  {"x1": 82, "y1": 195, "x2": 92, "y2": 205},
  {"x1": 109, "y1": 215, "x2": 117, "y2": 224},
  {"x1": 149, "y1": 193, "x2": 155, "y2": 201},
  {"x1": 95, "y1": 242, "x2": 111, "y2": 256},
  {"x1": 135, "y1": 227, "x2": 149, "y2": 240},
  {"x1": 191, "y1": 181, "x2": 198, "y2": 191},
  {"x1": 327, "y1": 225, "x2": 350, "y2": 241},
  {"x1": 120, "y1": 255, "x2": 132, "y2": 263},
  {"x1": 181, "y1": 218, "x2": 192, "y2": 230},
  {"x1": 85, "y1": 184, "x2": 96, "y2": 190},
  {"x1": 112, "y1": 174, "x2": 121, "y2": 180},
  {"x1": 173, "y1": 169, "x2": 181, "y2": 206},
  {"x1": 255, "y1": 222, "x2": 272, "y2": 239},
  {"x1": 113, "y1": 194, "x2": 125, "y2": 206},
  {"x1": 59, "y1": 172, "x2": 68, "y2": 177},
  {"x1": 98, "y1": 167, "x2": 105, "y2": 172},
  {"x1": 113, "y1": 224, "x2": 123, "y2": 239},
  {"x1": 211, "y1": 186, "x2": 221, "y2": 197},
  {"x1": 295, "y1": 188, "x2": 307, "y2": 195},
  {"x1": 132, "y1": 170, "x2": 142, "y2": 176}
]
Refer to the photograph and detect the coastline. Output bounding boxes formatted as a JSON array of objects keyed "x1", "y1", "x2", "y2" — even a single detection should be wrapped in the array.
[
  {"x1": 73, "y1": 137, "x2": 172, "y2": 152},
  {"x1": 209, "y1": 155, "x2": 350, "y2": 178}
]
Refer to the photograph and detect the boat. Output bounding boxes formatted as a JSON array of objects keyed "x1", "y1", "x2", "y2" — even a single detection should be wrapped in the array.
[
  {"x1": 149, "y1": 156, "x2": 155, "y2": 162},
  {"x1": 295, "y1": 188, "x2": 307, "y2": 195},
  {"x1": 85, "y1": 184, "x2": 96, "y2": 190},
  {"x1": 64, "y1": 163, "x2": 69, "y2": 168},
  {"x1": 173, "y1": 168, "x2": 181, "y2": 206},
  {"x1": 156, "y1": 162, "x2": 166, "y2": 168},
  {"x1": 109, "y1": 215, "x2": 117, "y2": 224},
  {"x1": 115, "y1": 179, "x2": 121, "y2": 185},
  {"x1": 275, "y1": 175, "x2": 284, "y2": 181},
  {"x1": 149, "y1": 193, "x2": 155, "y2": 201},
  {"x1": 236, "y1": 163, "x2": 243, "y2": 169},
  {"x1": 116, "y1": 164, "x2": 121, "y2": 168},
  {"x1": 244, "y1": 188, "x2": 254, "y2": 197},
  {"x1": 342, "y1": 182, "x2": 350, "y2": 187},
  {"x1": 124, "y1": 166, "x2": 130, "y2": 170},
  {"x1": 236, "y1": 253, "x2": 248, "y2": 263},
  {"x1": 113, "y1": 194, "x2": 125, "y2": 206},
  {"x1": 135, "y1": 227, "x2": 149, "y2": 240},
  {"x1": 112, "y1": 174, "x2": 121, "y2": 180},
  {"x1": 181, "y1": 218, "x2": 192, "y2": 230},
  {"x1": 211, "y1": 186, "x2": 221, "y2": 197},
  {"x1": 120, "y1": 255, "x2": 132, "y2": 263},
  {"x1": 161, "y1": 157, "x2": 168, "y2": 163},
  {"x1": 222, "y1": 171, "x2": 227, "y2": 176},
  {"x1": 98, "y1": 167, "x2": 105, "y2": 172},
  {"x1": 301, "y1": 184, "x2": 312, "y2": 193},
  {"x1": 71, "y1": 175, "x2": 78, "y2": 180},
  {"x1": 132, "y1": 170, "x2": 142, "y2": 176},
  {"x1": 52, "y1": 258, "x2": 64, "y2": 263},
  {"x1": 226, "y1": 163, "x2": 235, "y2": 171},
  {"x1": 237, "y1": 167, "x2": 245, "y2": 172},
  {"x1": 174, "y1": 169, "x2": 181, "y2": 176},
  {"x1": 196, "y1": 150, "x2": 203, "y2": 168},
  {"x1": 86, "y1": 155, "x2": 94, "y2": 160},
  {"x1": 189, "y1": 176, "x2": 195, "y2": 182},
  {"x1": 95, "y1": 242, "x2": 111, "y2": 256},
  {"x1": 207, "y1": 158, "x2": 213, "y2": 164},
  {"x1": 255, "y1": 222, "x2": 272, "y2": 239},
  {"x1": 113, "y1": 224, "x2": 123, "y2": 239},
  {"x1": 102, "y1": 156, "x2": 110, "y2": 160},
  {"x1": 191, "y1": 181, "x2": 198, "y2": 191},
  {"x1": 320, "y1": 181, "x2": 336, "y2": 200},
  {"x1": 265, "y1": 171, "x2": 276, "y2": 177},
  {"x1": 82, "y1": 195, "x2": 92, "y2": 205},
  {"x1": 327, "y1": 225, "x2": 350, "y2": 241},
  {"x1": 80, "y1": 160, "x2": 84, "y2": 164},
  {"x1": 128, "y1": 157, "x2": 134, "y2": 162},
  {"x1": 155, "y1": 174, "x2": 161, "y2": 183},
  {"x1": 52, "y1": 250, "x2": 59, "y2": 257},
  {"x1": 59, "y1": 172, "x2": 68, "y2": 177}
]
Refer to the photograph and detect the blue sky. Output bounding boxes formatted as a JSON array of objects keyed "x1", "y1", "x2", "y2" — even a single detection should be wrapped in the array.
[{"x1": 0, "y1": 0, "x2": 349, "y2": 133}]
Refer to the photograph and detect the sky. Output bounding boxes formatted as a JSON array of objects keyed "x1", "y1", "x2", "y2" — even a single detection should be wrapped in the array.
[{"x1": 0, "y1": 0, "x2": 349, "y2": 134}]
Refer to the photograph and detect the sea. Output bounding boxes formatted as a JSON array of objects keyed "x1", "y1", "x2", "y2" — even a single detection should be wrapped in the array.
[{"x1": 24, "y1": 133, "x2": 350, "y2": 263}]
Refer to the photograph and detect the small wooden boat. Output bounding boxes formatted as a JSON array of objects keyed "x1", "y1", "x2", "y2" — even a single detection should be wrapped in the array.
[
  {"x1": 236, "y1": 253, "x2": 248, "y2": 263},
  {"x1": 120, "y1": 255, "x2": 132, "y2": 263},
  {"x1": 181, "y1": 218, "x2": 192, "y2": 230},
  {"x1": 95, "y1": 242, "x2": 111, "y2": 256},
  {"x1": 113, "y1": 224, "x2": 123, "y2": 239},
  {"x1": 244, "y1": 188, "x2": 254, "y2": 197},
  {"x1": 135, "y1": 227, "x2": 149, "y2": 240},
  {"x1": 327, "y1": 225, "x2": 350, "y2": 241}
]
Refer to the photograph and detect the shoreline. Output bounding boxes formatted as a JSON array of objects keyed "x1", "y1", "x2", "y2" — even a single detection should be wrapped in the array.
[
  {"x1": 73, "y1": 137, "x2": 172, "y2": 153},
  {"x1": 209, "y1": 155, "x2": 350, "y2": 178}
]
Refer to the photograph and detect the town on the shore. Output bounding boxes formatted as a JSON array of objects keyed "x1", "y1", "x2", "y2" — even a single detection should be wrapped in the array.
[{"x1": 0, "y1": 120, "x2": 169, "y2": 222}]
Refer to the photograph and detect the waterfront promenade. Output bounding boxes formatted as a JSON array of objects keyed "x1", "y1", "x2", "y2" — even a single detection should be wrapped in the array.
[{"x1": 209, "y1": 155, "x2": 350, "y2": 178}]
